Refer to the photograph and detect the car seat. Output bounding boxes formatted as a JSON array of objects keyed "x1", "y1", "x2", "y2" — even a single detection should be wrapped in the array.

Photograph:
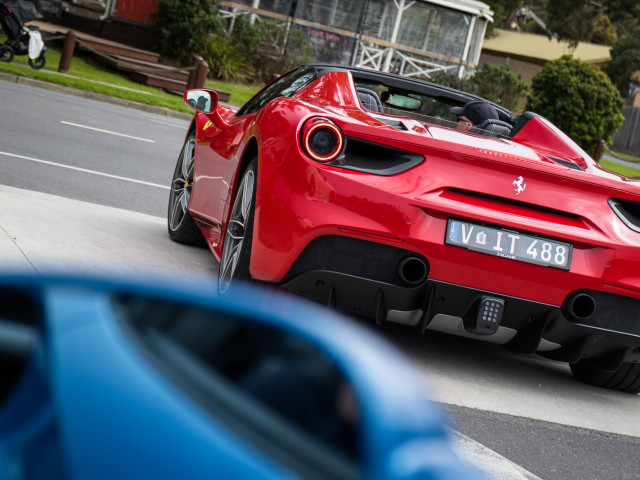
[
  {"x1": 356, "y1": 87, "x2": 383, "y2": 112},
  {"x1": 475, "y1": 118, "x2": 513, "y2": 137}
]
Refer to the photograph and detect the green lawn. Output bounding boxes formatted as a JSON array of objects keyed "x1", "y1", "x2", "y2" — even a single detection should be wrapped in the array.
[
  {"x1": 599, "y1": 159, "x2": 640, "y2": 178},
  {"x1": 0, "y1": 39, "x2": 259, "y2": 110}
]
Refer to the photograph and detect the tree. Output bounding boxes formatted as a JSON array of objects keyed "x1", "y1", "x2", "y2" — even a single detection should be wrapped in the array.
[
  {"x1": 527, "y1": 56, "x2": 624, "y2": 156},
  {"x1": 148, "y1": 0, "x2": 224, "y2": 65},
  {"x1": 604, "y1": 33, "x2": 640, "y2": 96},
  {"x1": 546, "y1": 0, "x2": 596, "y2": 45},
  {"x1": 543, "y1": 0, "x2": 638, "y2": 44},
  {"x1": 591, "y1": 13, "x2": 618, "y2": 46},
  {"x1": 483, "y1": 0, "x2": 522, "y2": 36},
  {"x1": 431, "y1": 64, "x2": 529, "y2": 114},
  {"x1": 470, "y1": 64, "x2": 529, "y2": 113}
]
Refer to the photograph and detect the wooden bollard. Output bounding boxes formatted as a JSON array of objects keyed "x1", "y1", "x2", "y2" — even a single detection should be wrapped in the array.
[
  {"x1": 194, "y1": 59, "x2": 209, "y2": 89},
  {"x1": 186, "y1": 56, "x2": 203, "y2": 91},
  {"x1": 58, "y1": 30, "x2": 77, "y2": 73},
  {"x1": 594, "y1": 138, "x2": 605, "y2": 163}
]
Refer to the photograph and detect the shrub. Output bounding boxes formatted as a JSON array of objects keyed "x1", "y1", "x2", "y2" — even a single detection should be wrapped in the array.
[
  {"x1": 470, "y1": 64, "x2": 529, "y2": 113},
  {"x1": 430, "y1": 64, "x2": 529, "y2": 113},
  {"x1": 148, "y1": 0, "x2": 224, "y2": 65},
  {"x1": 202, "y1": 16, "x2": 312, "y2": 84},
  {"x1": 527, "y1": 55, "x2": 624, "y2": 156},
  {"x1": 200, "y1": 35, "x2": 250, "y2": 82}
]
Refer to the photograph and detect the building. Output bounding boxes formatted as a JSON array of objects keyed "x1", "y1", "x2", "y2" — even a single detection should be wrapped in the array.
[
  {"x1": 39, "y1": 0, "x2": 494, "y2": 79},
  {"x1": 480, "y1": 28, "x2": 612, "y2": 85}
]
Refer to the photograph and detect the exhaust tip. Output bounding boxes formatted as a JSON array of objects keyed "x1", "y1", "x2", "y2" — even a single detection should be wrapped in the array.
[
  {"x1": 397, "y1": 257, "x2": 428, "y2": 285},
  {"x1": 566, "y1": 292, "x2": 596, "y2": 320}
]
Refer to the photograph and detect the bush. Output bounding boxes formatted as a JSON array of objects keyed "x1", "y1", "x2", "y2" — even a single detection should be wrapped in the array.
[
  {"x1": 527, "y1": 55, "x2": 624, "y2": 156},
  {"x1": 148, "y1": 0, "x2": 224, "y2": 65},
  {"x1": 200, "y1": 35, "x2": 250, "y2": 82},
  {"x1": 202, "y1": 16, "x2": 312, "y2": 84},
  {"x1": 430, "y1": 64, "x2": 529, "y2": 113},
  {"x1": 470, "y1": 64, "x2": 529, "y2": 113}
]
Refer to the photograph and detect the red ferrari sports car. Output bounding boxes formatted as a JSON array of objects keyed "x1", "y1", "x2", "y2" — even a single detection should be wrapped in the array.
[{"x1": 169, "y1": 64, "x2": 640, "y2": 393}]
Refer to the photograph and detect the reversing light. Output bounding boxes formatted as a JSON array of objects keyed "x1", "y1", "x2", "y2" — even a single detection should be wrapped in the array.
[{"x1": 301, "y1": 117, "x2": 344, "y2": 163}]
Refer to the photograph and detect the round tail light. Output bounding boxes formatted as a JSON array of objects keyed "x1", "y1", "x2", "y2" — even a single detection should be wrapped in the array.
[{"x1": 300, "y1": 117, "x2": 344, "y2": 163}]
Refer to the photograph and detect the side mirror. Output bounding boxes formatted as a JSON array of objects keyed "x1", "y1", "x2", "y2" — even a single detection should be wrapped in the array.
[
  {"x1": 0, "y1": 274, "x2": 483, "y2": 480},
  {"x1": 184, "y1": 89, "x2": 219, "y2": 114}
]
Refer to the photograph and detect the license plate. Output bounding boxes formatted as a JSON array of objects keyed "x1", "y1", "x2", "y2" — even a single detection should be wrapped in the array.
[{"x1": 445, "y1": 219, "x2": 572, "y2": 270}]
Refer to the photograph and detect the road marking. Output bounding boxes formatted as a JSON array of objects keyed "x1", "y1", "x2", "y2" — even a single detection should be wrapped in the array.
[
  {"x1": 60, "y1": 121, "x2": 156, "y2": 143},
  {"x1": 450, "y1": 429, "x2": 543, "y2": 480},
  {"x1": 0, "y1": 151, "x2": 169, "y2": 190},
  {"x1": 148, "y1": 118, "x2": 189, "y2": 128}
]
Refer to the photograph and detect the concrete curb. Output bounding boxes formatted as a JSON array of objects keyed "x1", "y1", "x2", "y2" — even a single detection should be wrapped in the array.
[{"x1": 0, "y1": 71, "x2": 193, "y2": 121}]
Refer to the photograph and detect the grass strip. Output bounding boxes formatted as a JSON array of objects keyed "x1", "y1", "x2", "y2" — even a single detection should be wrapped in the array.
[{"x1": 0, "y1": 39, "x2": 259, "y2": 109}]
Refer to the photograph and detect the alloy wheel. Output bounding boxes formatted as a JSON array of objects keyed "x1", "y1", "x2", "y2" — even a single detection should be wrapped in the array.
[
  {"x1": 169, "y1": 136, "x2": 196, "y2": 232},
  {"x1": 219, "y1": 169, "x2": 255, "y2": 293}
]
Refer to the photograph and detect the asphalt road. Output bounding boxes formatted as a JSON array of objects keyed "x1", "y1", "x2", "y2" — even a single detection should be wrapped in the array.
[
  {"x1": 0, "y1": 78, "x2": 186, "y2": 217},
  {"x1": 1, "y1": 80, "x2": 639, "y2": 480}
]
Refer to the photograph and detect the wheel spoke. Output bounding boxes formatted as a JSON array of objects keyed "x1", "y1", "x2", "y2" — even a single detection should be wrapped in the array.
[
  {"x1": 180, "y1": 188, "x2": 190, "y2": 211},
  {"x1": 240, "y1": 173, "x2": 255, "y2": 221},
  {"x1": 219, "y1": 239, "x2": 243, "y2": 291},
  {"x1": 170, "y1": 191, "x2": 185, "y2": 228},
  {"x1": 172, "y1": 178, "x2": 186, "y2": 192},
  {"x1": 181, "y1": 140, "x2": 194, "y2": 179},
  {"x1": 219, "y1": 164, "x2": 256, "y2": 294}
]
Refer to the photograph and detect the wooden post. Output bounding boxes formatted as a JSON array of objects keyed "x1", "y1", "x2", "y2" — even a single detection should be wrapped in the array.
[
  {"x1": 58, "y1": 31, "x2": 77, "y2": 73},
  {"x1": 594, "y1": 138, "x2": 605, "y2": 163},
  {"x1": 186, "y1": 55, "x2": 203, "y2": 91},
  {"x1": 194, "y1": 59, "x2": 209, "y2": 89}
]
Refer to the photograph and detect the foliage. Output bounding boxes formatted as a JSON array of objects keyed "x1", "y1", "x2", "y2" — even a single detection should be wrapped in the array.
[
  {"x1": 539, "y1": 0, "x2": 639, "y2": 44},
  {"x1": 200, "y1": 35, "x2": 249, "y2": 83},
  {"x1": 483, "y1": 0, "x2": 534, "y2": 36},
  {"x1": 591, "y1": 14, "x2": 618, "y2": 46},
  {"x1": 527, "y1": 56, "x2": 624, "y2": 156},
  {"x1": 430, "y1": 64, "x2": 529, "y2": 114},
  {"x1": 470, "y1": 64, "x2": 529, "y2": 113},
  {"x1": 148, "y1": 0, "x2": 224, "y2": 65},
  {"x1": 604, "y1": 33, "x2": 640, "y2": 96},
  {"x1": 202, "y1": 16, "x2": 312, "y2": 84},
  {"x1": 485, "y1": 0, "x2": 640, "y2": 43}
]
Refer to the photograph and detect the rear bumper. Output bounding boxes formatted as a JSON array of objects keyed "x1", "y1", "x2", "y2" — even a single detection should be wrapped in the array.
[{"x1": 280, "y1": 235, "x2": 640, "y2": 369}]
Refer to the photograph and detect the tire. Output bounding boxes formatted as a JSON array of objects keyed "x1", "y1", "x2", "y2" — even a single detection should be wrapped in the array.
[
  {"x1": 570, "y1": 360, "x2": 640, "y2": 393},
  {"x1": 0, "y1": 46, "x2": 14, "y2": 63},
  {"x1": 218, "y1": 158, "x2": 258, "y2": 294},
  {"x1": 28, "y1": 51, "x2": 46, "y2": 70},
  {"x1": 167, "y1": 132, "x2": 205, "y2": 246}
]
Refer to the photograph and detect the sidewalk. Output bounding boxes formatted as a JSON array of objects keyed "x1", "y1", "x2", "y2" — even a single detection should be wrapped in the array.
[{"x1": 0, "y1": 184, "x2": 215, "y2": 276}]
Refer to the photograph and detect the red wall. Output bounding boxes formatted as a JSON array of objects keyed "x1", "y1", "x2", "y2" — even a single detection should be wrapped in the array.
[{"x1": 115, "y1": 0, "x2": 157, "y2": 24}]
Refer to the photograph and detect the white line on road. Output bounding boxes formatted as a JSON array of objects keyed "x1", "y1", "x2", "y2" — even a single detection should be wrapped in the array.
[
  {"x1": 450, "y1": 429, "x2": 543, "y2": 480},
  {"x1": 0, "y1": 151, "x2": 169, "y2": 190},
  {"x1": 60, "y1": 121, "x2": 156, "y2": 143},
  {"x1": 148, "y1": 118, "x2": 190, "y2": 128}
]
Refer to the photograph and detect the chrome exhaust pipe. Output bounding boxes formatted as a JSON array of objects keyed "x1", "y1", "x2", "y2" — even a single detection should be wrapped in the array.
[
  {"x1": 566, "y1": 292, "x2": 596, "y2": 320},
  {"x1": 397, "y1": 257, "x2": 428, "y2": 284}
]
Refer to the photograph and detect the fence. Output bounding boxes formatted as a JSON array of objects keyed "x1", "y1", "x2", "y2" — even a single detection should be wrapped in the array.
[
  {"x1": 219, "y1": 0, "x2": 492, "y2": 79},
  {"x1": 612, "y1": 106, "x2": 640, "y2": 155}
]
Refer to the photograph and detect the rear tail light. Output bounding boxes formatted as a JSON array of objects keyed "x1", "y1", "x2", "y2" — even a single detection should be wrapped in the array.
[{"x1": 300, "y1": 117, "x2": 344, "y2": 163}]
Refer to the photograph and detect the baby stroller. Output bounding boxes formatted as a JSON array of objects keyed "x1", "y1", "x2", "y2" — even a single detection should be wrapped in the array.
[{"x1": 0, "y1": 0, "x2": 46, "y2": 69}]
